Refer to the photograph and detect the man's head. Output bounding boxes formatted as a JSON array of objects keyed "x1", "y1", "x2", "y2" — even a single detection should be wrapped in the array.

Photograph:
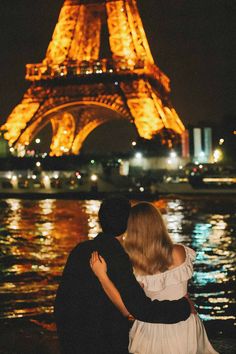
[{"x1": 98, "y1": 196, "x2": 131, "y2": 236}]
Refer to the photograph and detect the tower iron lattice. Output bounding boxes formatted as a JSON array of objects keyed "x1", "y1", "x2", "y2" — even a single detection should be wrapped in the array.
[{"x1": 1, "y1": 0, "x2": 185, "y2": 156}]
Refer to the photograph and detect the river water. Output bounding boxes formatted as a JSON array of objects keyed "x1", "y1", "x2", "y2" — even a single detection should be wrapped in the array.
[{"x1": 0, "y1": 197, "x2": 235, "y2": 342}]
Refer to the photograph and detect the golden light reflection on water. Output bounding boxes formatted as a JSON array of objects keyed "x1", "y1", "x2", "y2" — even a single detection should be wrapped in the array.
[
  {"x1": 7, "y1": 199, "x2": 21, "y2": 212},
  {"x1": 83, "y1": 200, "x2": 101, "y2": 239},
  {"x1": 0, "y1": 197, "x2": 235, "y2": 332},
  {"x1": 0, "y1": 199, "x2": 93, "y2": 319},
  {"x1": 39, "y1": 199, "x2": 55, "y2": 215},
  {"x1": 6, "y1": 199, "x2": 21, "y2": 232},
  {"x1": 164, "y1": 199, "x2": 185, "y2": 243}
]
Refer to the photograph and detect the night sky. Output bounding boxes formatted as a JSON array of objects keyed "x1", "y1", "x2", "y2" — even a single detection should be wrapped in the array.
[{"x1": 0, "y1": 0, "x2": 235, "y2": 153}]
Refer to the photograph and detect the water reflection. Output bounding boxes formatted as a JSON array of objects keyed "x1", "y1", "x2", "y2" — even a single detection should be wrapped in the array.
[
  {"x1": 39, "y1": 199, "x2": 55, "y2": 215},
  {"x1": 163, "y1": 197, "x2": 236, "y2": 329},
  {"x1": 0, "y1": 197, "x2": 235, "y2": 336},
  {"x1": 0, "y1": 199, "x2": 90, "y2": 319},
  {"x1": 164, "y1": 199, "x2": 185, "y2": 243},
  {"x1": 6, "y1": 199, "x2": 21, "y2": 232},
  {"x1": 84, "y1": 200, "x2": 101, "y2": 239}
]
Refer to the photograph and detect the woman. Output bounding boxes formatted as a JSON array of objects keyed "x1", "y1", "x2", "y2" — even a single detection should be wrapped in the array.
[{"x1": 90, "y1": 202, "x2": 218, "y2": 354}]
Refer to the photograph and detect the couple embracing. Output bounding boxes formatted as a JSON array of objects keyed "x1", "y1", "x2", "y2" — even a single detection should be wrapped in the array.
[{"x1": 55, "y1": 196, "x2": 218, "y2": 354}]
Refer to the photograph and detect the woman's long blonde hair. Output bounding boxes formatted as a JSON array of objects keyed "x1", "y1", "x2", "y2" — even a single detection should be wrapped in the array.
[{"x1": 123, "y1": 202, "x2": 173, "y2": 275}]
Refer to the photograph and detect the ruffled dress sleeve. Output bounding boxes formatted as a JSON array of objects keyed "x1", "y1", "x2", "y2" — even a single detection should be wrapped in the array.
[{"x1": 136, "y1": 245, "x2": 196, "y2": 300}]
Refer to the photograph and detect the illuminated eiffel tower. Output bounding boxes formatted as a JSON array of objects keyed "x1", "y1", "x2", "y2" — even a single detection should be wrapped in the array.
[{"x1": 1, "y1": 0, "x2": 185, "y2": 156}]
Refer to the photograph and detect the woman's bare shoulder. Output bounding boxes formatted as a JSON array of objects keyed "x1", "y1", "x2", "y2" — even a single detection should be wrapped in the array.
[{"x1": 171, "y1": 244, "x2": 186, "y2": 267}]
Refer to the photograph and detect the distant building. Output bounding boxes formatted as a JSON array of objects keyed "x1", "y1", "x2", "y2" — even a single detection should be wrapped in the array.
[
  {"x1": 203, "y1": 128, "x2": 212, "y2": 162},
  {"x1": 193, "y1": 128, "x2": 202, "y2": 161},
  {"x1": 185, "y1": 126, "x2": 213, "y2": 163},
  {"x1": 181, "y1": 130, "x2": 190, "y2": 159}
]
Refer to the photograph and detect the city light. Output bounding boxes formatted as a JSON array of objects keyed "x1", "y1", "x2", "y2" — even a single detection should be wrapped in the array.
[
  {"x1": 199, "y1": 151, "x2": 205, "y2": 158},
  {"x1": 196, "y1": 151, "x2": 206, "y2": 163},
  {"x1": 135, "y1": 152, "x2": 142, "y2": 159},
  {"x1": 132, "y1": 141, "x2": 137, "y2": 146},
  {"x1": 11, "y1": 175, "x2": 18, "y2": 189},
  {"x1": 43, "y1": 175, "x2": 51, "y2": 189},
  {"x1": 203, "y1": 177, "x2": 236, "y2": 184},
  {"x1": 170, "y1": 151, "x2": 177, "y2": 158},
  {"x1": 219, "y1": 138, "x2": 224, "y2": 145},
  {"x1": 213, "y1": 149, "x2": 223, "y2": 163},
  {"x1": 167, "y1": 150, "x2": 179, "y2": 169},
  {"x1": 91, "y1": 174, "x2": 98, "y2": 182},
  {"x1": 35, "y1": 138, "x2": 41, "y2": 144}
]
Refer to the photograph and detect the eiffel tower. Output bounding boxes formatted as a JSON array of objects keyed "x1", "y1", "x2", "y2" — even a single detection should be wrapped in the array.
[{"x1": 1, "y1": 0, "x2": 185, "y2": 156}]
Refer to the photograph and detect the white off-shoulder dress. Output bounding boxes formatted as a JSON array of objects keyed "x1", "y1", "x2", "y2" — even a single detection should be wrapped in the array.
[{"x1": 129, "y1": 245, "x2": 218, "y2": 354}]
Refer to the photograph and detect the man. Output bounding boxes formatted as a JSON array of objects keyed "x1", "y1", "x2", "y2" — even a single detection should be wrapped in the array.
[{"x1": 55, "y1": 196, "x2": 190, "y2": 354}]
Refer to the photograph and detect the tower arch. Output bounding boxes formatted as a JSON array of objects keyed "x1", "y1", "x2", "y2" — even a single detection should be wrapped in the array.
[{"x1": 16, "y1": 100, "x2": 131, "y2": 155}]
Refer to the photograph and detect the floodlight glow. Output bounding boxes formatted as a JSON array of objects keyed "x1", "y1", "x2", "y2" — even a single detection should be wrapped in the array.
[
  {"x1": 213, "y1": 149, "x2": 223, "y2": 163},
  {"x1": 135, "y1": 152, "x2": 142, "y2": 159},
  {"x1": 170, "y1": 151, "x2": 177, "y2": 158},
  {"x1": 91, "y1": 174, "x2": 98, "y2": 182},
  {"x1": 199, "y1": 151, "x2": 205, "y2": 157}
]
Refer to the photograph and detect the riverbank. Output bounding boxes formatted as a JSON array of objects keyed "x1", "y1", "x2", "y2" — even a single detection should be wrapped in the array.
[
  {"x1": 0, "y1": 319, "x2": 59, "y2": 354},
  {"x1": 0, "y1": 181, "x2": 236, "y2": 200},
  {"x1": 0, "y1": 318, "x2": 235, "y2": 354}
]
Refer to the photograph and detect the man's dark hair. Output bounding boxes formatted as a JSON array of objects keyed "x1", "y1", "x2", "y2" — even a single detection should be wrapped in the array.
[{"x1": 98, "y1": 196, "x2": 131, "y2": 236}]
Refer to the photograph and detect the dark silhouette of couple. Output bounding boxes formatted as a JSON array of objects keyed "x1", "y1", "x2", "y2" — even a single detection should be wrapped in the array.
[{"x1": 55, "y1": 196, "x2": 218, "y2": 354}]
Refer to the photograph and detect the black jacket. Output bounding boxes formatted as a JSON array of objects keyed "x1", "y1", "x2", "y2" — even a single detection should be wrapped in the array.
[{"x1": 54, "y1": 233, "x2": 190, "y2": 354}]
